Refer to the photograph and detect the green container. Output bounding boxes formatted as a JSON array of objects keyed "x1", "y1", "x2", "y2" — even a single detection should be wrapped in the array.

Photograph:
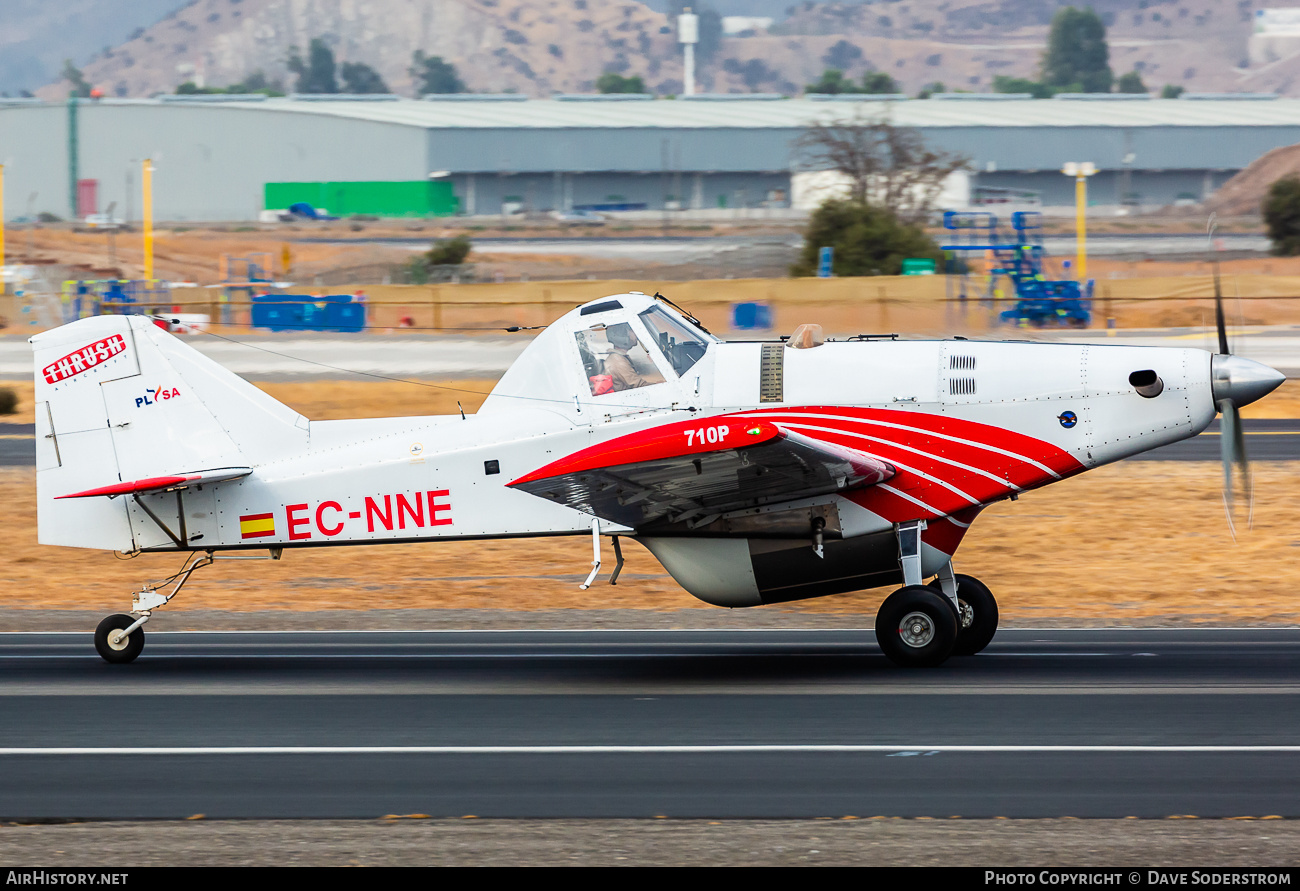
[
  {"x1": 901, "y1": 258, "x2": 937, "y2": 276},
  {"x1": 264, "y1": 181, "x2": 460, "y2": 217}
]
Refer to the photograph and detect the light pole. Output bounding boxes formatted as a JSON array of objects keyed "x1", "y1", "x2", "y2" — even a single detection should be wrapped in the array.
[
  {"x1": 1061, "y1": 161, "x2": 1097, "y2": 279},
  {"x1": 142, "y1": 159, "x2": 154, "y2": 282}
]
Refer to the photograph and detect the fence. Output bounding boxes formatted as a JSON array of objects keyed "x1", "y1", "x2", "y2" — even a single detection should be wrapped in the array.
[{"x1": 7, "y1": 274, "x2": 1300, "y2": 336}]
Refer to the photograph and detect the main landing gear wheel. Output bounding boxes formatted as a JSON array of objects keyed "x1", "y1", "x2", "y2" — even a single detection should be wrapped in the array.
[
  {"x1": 930, "y1": 574, "x2": 999, "y2": 656},
  {"x1": 874, "y1": 585, "x2": 958, "y2": 668},
  {"x1": 94, "y1": 614, "x2": 145, "y2": 665}
]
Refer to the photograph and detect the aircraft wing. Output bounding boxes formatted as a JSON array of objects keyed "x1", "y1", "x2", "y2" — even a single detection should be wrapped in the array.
[{"x1": 509, "y1": 418, "x2": 894, "y2": 529}]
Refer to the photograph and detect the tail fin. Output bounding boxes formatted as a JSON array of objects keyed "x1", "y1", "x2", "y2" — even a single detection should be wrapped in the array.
[{"x1": 31, "y1": 315, "x2": 307, "y2": 550}]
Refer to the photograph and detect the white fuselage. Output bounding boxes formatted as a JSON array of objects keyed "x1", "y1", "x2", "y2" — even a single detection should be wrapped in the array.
[{"x1": 31, "y1": 302, "x2": 1215, "y2": 563}]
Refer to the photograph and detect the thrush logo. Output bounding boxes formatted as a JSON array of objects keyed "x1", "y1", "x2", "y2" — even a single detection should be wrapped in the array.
[{"x1": 42, "y1": 334, "x2": 127, "y2": 384}]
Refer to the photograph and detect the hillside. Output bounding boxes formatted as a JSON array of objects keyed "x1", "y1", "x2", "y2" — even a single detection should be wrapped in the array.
[
  {"x1": 38, "y1": 0, "x2": 682, "y2": 99},
  {"x1": 32, "y1": 0, "x2": 1300, "y2": 99}
]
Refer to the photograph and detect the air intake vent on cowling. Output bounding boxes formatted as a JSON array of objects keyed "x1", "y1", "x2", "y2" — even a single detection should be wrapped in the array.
[
  {"x1": 949, "y1": 354, "x2": 977, "y2": 370},
  {"x1": 948, "y1": 377, "x2": 977, "y2": 396}
]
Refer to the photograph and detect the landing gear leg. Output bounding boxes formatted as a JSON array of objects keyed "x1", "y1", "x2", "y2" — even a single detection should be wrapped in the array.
[
  {"x1": 929, "y1": 570, "x2": 999, "y2": 656},
  {"x1": 94, "y1": 551, "x2": 214, "y2": 665},
  {"x1": 875, "y1": 521, "x2": 957, "y2": 668}
]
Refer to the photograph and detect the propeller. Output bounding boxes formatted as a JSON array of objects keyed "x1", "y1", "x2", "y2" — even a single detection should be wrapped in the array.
[{"x1": 1207, "y1": 216, "x2": 1285, "y2": 535}]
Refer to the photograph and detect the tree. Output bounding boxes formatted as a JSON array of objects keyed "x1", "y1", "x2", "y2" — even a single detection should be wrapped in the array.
[
  {"x1": 62, "y1": 60, "x2": 92, "y2": 98},
  {"x1": 795, "y1": 111, "x2": 969, "y2": 226},
  {"x1": 860, "y1": 71, "x2": 900, "y2": 94},
  {"x1": 1161, "y1": 84, "x2": 1185, "y2": 99},
  {"x1": 805, "y1": 69, "x2": 857, "y2": 95},
  {"x1": 229, "y1": 70, "x2": 286, "y2": 96},
  {"x1": 340, "y1": 61, "x2": 389, "y2": 94},
  {"x1": 1041, "y1": 7, "x2": 1112, "y2": 93},
  {"x1": 823, "y1": 39, "x2": 863, "y2": 71},
  {"x1": 790, "y1": 199, "x2": 942, "y2": 277},
  {"x1": 916, "y1": 81, "x2": 945, "y2": 99},
  {"x1": 288, "y1": 39, "x2": 338, "y2": 94},
  {"x1": 992, "y1": 75, "x2": 1053, "y2": 99},
  {"x1": 1264, "y1": 176, "x2": 1300, "y2": 256},
  {"x1": 596, "y1": 72, "x2": 647, "y2": 94},
  {"x1": 1116, "y1": 70, "x2": 1147, "y2": 94},
  {"x1": 410, "y1": 51, "x2": 466, "y2": 95},
  {"x1": 805, "y1": 69, "x2": 899, "y2": 96}
]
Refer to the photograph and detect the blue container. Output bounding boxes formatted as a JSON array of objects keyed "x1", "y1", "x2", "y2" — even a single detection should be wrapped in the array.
[
  {"x1": 251, "y1": 294, "x2": 365, "y2": 332},
  {"x1": 731, "y1": 302, "x2": 772, "y2": 331},
  {"x1": 324, "y1": 301, "x2": 365, "y2": 332}
]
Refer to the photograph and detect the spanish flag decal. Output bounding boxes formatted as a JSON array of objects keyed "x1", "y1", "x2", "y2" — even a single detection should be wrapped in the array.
[{"x1": 239, "y1": 512, "x2": 276, "y2": 540}]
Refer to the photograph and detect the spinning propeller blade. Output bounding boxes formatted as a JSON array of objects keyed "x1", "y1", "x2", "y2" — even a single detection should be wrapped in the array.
[{"x1": 1207, "y1": 220, "x2": 1281, "y2": 533}]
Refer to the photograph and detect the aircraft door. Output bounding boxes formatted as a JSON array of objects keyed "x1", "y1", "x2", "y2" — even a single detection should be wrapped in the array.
[{"x1": 571, "y1": 318, "x2": 678, "y2": 424}]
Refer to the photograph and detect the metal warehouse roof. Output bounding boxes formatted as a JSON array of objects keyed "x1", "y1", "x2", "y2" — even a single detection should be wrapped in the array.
[{"x1": 12, "y1": 95, "x2": 1300, "y2": 130}]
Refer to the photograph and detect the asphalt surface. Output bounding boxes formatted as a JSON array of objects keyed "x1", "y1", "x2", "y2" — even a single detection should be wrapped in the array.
[{"x1": 1, "y1": 628, "x2": 1298, "y2": 820}]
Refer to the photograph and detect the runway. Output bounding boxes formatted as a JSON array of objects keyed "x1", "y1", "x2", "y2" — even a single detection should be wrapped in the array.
[{"x1": 2, "y1": 628, "x2": 1298, "y2": 819}]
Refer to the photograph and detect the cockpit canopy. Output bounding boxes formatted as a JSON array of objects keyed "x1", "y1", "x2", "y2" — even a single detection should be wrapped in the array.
[{"x1": 481, "y1": 293, "x2": 717, "y2": 418}]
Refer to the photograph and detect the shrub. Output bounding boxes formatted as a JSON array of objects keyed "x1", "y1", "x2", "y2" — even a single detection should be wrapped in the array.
[
  {"x1": 0, "y1": 387, "x2": 16, "y2": 415},
  {"x1": 790, "y1": 199, "x2": 942, "y2": 277},
  {"x1": 425, "y1": 235, "x2": 471, "y2": 266},
  {"x1": 1264, "y1": 176, "x2": 1300, "y2": 256}
]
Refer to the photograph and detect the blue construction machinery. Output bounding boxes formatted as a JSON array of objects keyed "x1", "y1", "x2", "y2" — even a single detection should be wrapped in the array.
[{"x1": 941, "y1": 210, "x2": 1092, "y2": 328}]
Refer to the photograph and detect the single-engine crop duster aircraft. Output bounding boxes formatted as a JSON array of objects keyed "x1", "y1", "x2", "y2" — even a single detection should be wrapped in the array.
[{"x1": 30, "y1": 292, "x2": 1284, "y2": 666}]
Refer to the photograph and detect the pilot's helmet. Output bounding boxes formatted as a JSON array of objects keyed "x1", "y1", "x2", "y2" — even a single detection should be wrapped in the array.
[{"x1": 606, "y1": 323, "x2": 638, "y2": 350}]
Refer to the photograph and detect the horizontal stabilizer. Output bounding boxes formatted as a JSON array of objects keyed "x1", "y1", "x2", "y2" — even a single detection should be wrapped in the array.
[
  {"x1": 510, "y1": 416, "x2": 894, "y2": 529},
  {"x1": 56, "y1": 467, "x2": 253, "y2": 499}
]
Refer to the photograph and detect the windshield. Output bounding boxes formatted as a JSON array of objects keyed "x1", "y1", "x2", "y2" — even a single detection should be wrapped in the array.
[{"x1": 638, "y1": 306, "x2": 709, "y2": 377}]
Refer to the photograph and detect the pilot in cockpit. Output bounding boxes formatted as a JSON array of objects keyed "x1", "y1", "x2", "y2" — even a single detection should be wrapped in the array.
[{"x1": 604, "y1": 323, "x2": 654, "y2": 391}]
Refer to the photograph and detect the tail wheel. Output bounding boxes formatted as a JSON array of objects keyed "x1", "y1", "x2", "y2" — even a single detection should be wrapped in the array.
[
  {"x1": 874, "y1": 585, "x2": 958, "y2": 668},
  {"x1": 930, "y1": 574, "x2": 998, "y2": 656},
  {"x1": 94, "y1": 614, "x2": 145, "y2": 665}
]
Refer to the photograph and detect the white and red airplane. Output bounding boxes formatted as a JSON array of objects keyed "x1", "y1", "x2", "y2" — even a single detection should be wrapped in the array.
[{"x1": 30, "y1": 291, "x2": 1284, "y2": 666}]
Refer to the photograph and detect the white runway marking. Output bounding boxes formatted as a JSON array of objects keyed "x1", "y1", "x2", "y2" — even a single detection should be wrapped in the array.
[{"x1": 1, "y1": 745, "x2": 1299, "y2": 755}]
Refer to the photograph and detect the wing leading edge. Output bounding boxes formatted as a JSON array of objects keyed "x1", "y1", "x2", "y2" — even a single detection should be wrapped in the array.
[{"x1": 509, "y1": 417, "x2": 894, "y2": 529}]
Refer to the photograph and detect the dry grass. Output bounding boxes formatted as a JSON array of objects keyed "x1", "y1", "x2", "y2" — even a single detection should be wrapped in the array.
[{"x1": 3, "y1": 460, "x2": 1297, "y2": 623}]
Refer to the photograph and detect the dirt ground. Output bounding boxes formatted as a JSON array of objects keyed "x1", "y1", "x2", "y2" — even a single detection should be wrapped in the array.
[{"x1": 1, "y1": 818, "x2": 1296, "y2": 867}]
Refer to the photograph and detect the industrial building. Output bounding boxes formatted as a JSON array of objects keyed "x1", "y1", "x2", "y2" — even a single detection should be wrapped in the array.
[{"x1": 2, "y1": 93, "x2": 1299, "y2": 222}]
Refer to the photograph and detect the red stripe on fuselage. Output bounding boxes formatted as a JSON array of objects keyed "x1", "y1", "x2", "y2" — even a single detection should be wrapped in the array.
[
  {"x1": 921, "y1": 507, "x2": 984, "y2": 556},
  {"x1": 740, "y1": 407, "x2": 1083, "y2": 480}
]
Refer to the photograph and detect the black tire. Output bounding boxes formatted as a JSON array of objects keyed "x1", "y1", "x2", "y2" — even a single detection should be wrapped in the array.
[
  {"x1": 874, "y1": 585, "x2": 958, "y2": 668},
  {"x1": 94, "y1": 614, "x2": 145, "y2": 664},
  {"x1": 929, "y1": 574, "x2": 998, "y2": 656}
]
